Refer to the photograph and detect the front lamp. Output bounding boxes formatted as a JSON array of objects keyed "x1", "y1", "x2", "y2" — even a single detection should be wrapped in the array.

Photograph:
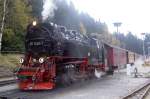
[
  {"x1": 39, "y1": 57, "x2": 44, "y2": 63},
  {"x1": 32, "y1": 21, "x2": 37, "y2": 26},
  {"x1": 19, "y1": 58, "x2": 24, "y2": 63}
]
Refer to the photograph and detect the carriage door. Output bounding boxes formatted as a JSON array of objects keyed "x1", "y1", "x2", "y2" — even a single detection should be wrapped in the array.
[
  {"x1": 107, "y1": 46, "x2": 113, "y2": 69},
  {"x1": 104, "y1": 44, "x2": 113, "y2": 71}
]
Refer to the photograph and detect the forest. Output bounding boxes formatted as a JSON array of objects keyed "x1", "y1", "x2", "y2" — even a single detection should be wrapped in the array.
[{"x1": 0, "y1": 0, "x2": 148, "y2": 55}]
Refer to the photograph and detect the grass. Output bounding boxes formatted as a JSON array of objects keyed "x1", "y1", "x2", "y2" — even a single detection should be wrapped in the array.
[{"x1": 0, "y1": 54, "x2": 23, "y2": 71}]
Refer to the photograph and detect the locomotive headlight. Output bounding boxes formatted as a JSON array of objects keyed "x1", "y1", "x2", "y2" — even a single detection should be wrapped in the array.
[
  {"x1": 32, "y1": 58, "x2": 37, "y2": 62},
  {"x1": 39, "y1": 57, "x2": 44, "y2": 63},
  {"x1": 32, "y1": 21, "x2": 37, "y2": 26},
  {"x1": 19, "y1": 58, "x2": 24, "y2": 63}
]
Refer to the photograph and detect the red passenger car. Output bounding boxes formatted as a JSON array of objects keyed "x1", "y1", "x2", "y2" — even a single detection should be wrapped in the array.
[{"x1": 104, "y1": 44, "x2": 131, "y2": 71}]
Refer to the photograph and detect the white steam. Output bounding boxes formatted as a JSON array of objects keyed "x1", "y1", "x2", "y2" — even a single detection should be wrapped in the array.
[{"x1": 42, "y1": 0, "x2": 57, "y2": 21}]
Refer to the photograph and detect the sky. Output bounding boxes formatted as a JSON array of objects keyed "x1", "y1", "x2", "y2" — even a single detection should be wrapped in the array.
[{"x1": 69, "y1": 0, "x2": 150, "y2": 37}]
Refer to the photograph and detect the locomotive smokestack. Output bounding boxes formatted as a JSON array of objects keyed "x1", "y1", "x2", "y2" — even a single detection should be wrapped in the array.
[{"x1": 42, "y1": 0, "x2": 57, "y2": 21}]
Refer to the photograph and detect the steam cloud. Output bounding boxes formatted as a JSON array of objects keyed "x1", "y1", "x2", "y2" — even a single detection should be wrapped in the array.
[{"x1": 42, "y1": 0, "x2": 57, "y2": 21}]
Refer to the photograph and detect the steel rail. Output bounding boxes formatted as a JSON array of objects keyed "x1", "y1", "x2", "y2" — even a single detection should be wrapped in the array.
[
  {"x1": 0, "y1": 79, "x2": 16, "y2": 87},
  {"x1": 140, "y1": 85, "x2": 150, "y2": 99},
  {"x1": 122, "y1": 81, "x2": 150, "y2": 99}
]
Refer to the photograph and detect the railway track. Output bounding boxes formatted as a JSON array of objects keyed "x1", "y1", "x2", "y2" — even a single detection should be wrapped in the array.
[
  {"x1": 0, "y1": 79, "x2": 16, "y2": 87},
  {"x1": 122, "y1": 81, "x2": 150, "y2": 99}
]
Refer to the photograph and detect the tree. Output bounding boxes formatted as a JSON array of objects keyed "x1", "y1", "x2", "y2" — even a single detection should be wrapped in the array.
[
  {"x1": 27, "y1": 0, "x2": 43, "y2": 20},
  {"x1": 114, "y1": 32, "x2": 143, "y2": 54},
  {"x1": 1, "y1": 0, "x2": 32, "y2": 51},
  {"x1": 0, "y1": 0, "x2": 7, "y2": 51},
  {"x1": 144, "y1": 33, "x2": 150, "y2": 55}
]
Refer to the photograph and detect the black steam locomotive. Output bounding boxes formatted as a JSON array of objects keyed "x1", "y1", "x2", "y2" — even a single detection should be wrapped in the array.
[{"x1": 16, "y1": 21, "x2": 106, "y2": 90}]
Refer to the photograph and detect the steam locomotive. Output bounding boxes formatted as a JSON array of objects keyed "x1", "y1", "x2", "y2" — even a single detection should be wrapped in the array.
[{"x1": 15, "y1": 21, "x2": 139, "y2": 90}]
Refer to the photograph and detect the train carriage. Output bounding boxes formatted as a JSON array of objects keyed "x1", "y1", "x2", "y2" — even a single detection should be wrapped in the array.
[
  {"x1": 127, "y1": 51, "x2": 135, "y2": 64},
  {"x1": 113, "y1": 47, "x2": 127, "y2": 68},
  {"x1": 104, "y1": 44, "x2": 127, "y2": 72}
]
